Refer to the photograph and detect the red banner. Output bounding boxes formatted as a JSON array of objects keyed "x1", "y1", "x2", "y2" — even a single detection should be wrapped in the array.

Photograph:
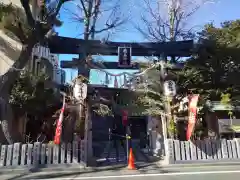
[
  {"x1": 122, "y1": 110, "x2": 128, "y2": 126},
  {"x1": 186, "y1": 94, "x2": 199, "y2": 141},
  {"x1": 54, "y1": 97, "x2": 66, "y2": 145}
]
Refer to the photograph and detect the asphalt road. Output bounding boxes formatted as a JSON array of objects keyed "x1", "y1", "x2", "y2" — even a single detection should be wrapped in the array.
[{"x1": 2, "y1": 164, "x2": 240, "y2": 180}]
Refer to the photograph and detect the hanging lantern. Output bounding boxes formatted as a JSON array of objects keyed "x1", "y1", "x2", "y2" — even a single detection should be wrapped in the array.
[
  {"x1": 73, "y1": 78, "x2": 88, "y2": 101},
  {"x1": 163, "y1": 80, "x2": 176, "y2": 97},
  {"x1": 114, "y1": 76, "x2": 118, "y2": 88}
]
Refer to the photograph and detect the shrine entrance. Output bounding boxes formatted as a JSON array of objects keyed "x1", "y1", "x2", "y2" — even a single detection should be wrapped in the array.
[
  {"x1": 48, "y1": 36, "x2": 193, "y2": 166},
  {"x1": 89, "y1": 87, "x2": 151, "y2": 166},
  {"x1": 92, "y1": 115, "x2": 150, "y2": 166}
]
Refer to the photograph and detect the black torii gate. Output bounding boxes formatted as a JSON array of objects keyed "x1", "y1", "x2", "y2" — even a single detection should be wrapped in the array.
[
  {"x1": 47, "y1": 35, "x2": 194, "y2": 165},
  {"x1": 48, "y1": 36, "x2": 194, "y2": 70}
]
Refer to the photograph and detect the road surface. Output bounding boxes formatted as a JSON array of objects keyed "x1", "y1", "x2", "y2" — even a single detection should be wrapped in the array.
[{"x1": 1, "y1": 164, "x2": 240, "y2": 180}]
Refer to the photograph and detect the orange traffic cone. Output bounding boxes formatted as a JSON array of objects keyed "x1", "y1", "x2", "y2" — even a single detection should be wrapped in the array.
[{"x1": 127, "y1": 148, "x2": 136, "y2": 170}]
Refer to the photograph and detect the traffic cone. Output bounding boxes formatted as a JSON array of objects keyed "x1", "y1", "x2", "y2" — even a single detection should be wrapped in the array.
[{"x1": 127, "y1": 148, "x2": 136, "y2": 170}]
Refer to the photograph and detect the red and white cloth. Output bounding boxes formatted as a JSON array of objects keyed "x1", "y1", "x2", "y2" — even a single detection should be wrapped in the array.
[
  {"x1": 54, "y1": 97, "x2": 66, "y2": 145},
  {"x1": 186, "y1": 94, "x2": 199, "y2": 141}
]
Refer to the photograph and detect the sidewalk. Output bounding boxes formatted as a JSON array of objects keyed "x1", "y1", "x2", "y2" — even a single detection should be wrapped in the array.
[
  {"x1": 1, "y1": 161, "x2": 240, "y2": 180},
  {"x1": 158, "y1": 159, "x2": 240, "y2": 168},
  {"x1": 2, "y1": 160, "x2": 240, "y2": 173},
  {"x1": 1, "y1": 160, "x2": 240, "y2": 176}
]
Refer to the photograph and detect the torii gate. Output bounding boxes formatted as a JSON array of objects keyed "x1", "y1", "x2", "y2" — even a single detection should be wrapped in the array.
[{"x1": 47, "y1": 36, "x2": 194, "y2": 165}]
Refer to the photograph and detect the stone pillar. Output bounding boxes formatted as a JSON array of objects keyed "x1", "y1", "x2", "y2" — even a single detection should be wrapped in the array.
[{"x1": 147, "y1": 116, "x2": 165, "y2": 157}]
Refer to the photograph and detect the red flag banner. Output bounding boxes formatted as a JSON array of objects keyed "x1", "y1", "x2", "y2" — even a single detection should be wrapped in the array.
[
  {"x1": 122, "y1": 110, "x2": 128, "y2": 126},
  {"x1": 186, "y1": 94, "x2": 199, "y2": 141},
  {"x1": 54, "y1": 97, "x2": 66, "y2": 145}
]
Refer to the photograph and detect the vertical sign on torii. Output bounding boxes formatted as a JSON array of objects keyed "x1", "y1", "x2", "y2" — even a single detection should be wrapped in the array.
[{"x1": 118, "y1": 47, "x2": 132, "y2": 67}]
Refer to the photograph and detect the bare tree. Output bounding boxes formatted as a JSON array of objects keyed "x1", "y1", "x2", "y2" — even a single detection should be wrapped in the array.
[
  {"x1": 136, "y1": 0, "x2": 214, "y2": 43},
  {"x1": 64, "y1": 0, "x2": 127, "y2": 41},
  {"x1": 0, "y1": 0, "x2": 69, "y2": 144},
  {"x1": 59, "y1": 0, "x2": 129, "y2": 83}
]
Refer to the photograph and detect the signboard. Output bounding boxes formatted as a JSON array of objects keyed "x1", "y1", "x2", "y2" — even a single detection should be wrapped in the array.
[
  {"x1": 163, "y1": 80, "x2": 176, "y2": 97},
  {"x1": 118, "y1": 47, "x2": 132, "y2": 67},
  {"x1": 218, "y1": 119, "x2": 240, "y2": 133}
]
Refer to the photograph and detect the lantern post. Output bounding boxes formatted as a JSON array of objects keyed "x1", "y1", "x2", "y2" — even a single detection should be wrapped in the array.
[
  {"x1": 73, "y1": 75, "x2": 90, "y2": 165},
  {"x1": 159, "y1": 59, "x2": 180, "y2": 162}
]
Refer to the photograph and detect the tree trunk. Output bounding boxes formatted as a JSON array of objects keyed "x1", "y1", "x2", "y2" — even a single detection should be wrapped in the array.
[
  {"x1": 0, "y1": 98, "x2": 14, "y2": 144},
  {"x1": 90, "y1": 0, "x2": 101, "y2": 40},
  {"x1": 0, "y1": 41, "x2": 36, "y2": 144}
]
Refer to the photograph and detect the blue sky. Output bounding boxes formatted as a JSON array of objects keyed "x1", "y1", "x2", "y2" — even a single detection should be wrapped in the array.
[{"x1": 55, "y1": 0, "x2": 240, "y2": 86}]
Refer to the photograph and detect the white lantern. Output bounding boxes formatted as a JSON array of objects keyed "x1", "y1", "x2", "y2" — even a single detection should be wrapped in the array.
[
  {"x1": 163, "y1": 80, "x2": 176, "y2": 97},
  {"x1": 73, "y1": 79, "x2": 88, "y2": 101}
]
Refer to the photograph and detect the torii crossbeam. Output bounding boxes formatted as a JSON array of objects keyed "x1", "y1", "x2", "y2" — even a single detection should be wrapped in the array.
[{"x1": 48, "y1": 36, "x2": 194, "y2": 70}]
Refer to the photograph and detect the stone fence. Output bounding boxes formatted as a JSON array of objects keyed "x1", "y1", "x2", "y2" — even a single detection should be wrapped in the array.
[
  {"x1": 168, "y1": 138, "x2": 240, "y2": 164},
  {"x1": 0, "y1": 141, "x2": 86, "y2": 167}
]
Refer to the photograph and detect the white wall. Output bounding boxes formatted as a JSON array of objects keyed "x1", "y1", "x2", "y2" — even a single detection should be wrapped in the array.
[
  {"x1": 0, "y1": 30, "x2": 22, "y2": 75},
  {"x1": 0, "y1": 1, "x2": 57, "y2": 83},
  {"x1": 2, "y1": 0, "x2": 22, "y2": 7}
]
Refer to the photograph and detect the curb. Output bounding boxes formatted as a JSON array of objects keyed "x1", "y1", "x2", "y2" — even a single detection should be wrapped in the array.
[
  {"x1": 0, "y1": 164, "x2": 129, "y2": 173},
  {"x1": 0, "y1": 164, "x2": 86, "y2": 173},
  {"x1": 159, "y1": 162, "x2": 240, "y2": 168},
  {"x1": 1, "y1": 161, "x2": 240, "y2": 174}
]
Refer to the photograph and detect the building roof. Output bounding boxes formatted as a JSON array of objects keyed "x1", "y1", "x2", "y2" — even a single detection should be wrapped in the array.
[{"x1": 211, "y1": 101, "x2": 240, "y2": 111}]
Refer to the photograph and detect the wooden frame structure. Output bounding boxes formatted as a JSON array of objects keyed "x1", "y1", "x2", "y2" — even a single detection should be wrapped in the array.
[
  {"x1": 48, "y1": 36, "x2": 194, "y2": 70},
  {"x1": 47, "y1": 35, "x2": 194, "y2": 165}
]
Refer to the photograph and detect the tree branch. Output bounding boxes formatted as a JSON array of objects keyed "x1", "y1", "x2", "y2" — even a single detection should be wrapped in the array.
[
  {"x1": 47, "y1": 0, "x2": 71, "y2": 24},
  {"x1": 90, "y1": 0, "x2": 101, "y2": 39},
  {"x1": 80, "y1": 0, "x2": 88, "y2": 17},
  {"x1": 4, "y1": 22, "x2": 27, "y2": 43},
  {"x1": 62, "y1": 6, "x2": 84, "y2": 23},
  {"x1": 93, "y1": 18, "x2": 125, "y2": 34},
  {"x1": 20, "y1": 0, "x2": 35, "y2": 28}
]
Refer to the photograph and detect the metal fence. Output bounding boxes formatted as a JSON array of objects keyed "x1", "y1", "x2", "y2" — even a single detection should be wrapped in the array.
[
  {"x1": 168, "y1": 138, "x2": 240, "y2": 163},
  {"x1": 0, "y1": 141, "x2": 86, "y2": 167}
]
